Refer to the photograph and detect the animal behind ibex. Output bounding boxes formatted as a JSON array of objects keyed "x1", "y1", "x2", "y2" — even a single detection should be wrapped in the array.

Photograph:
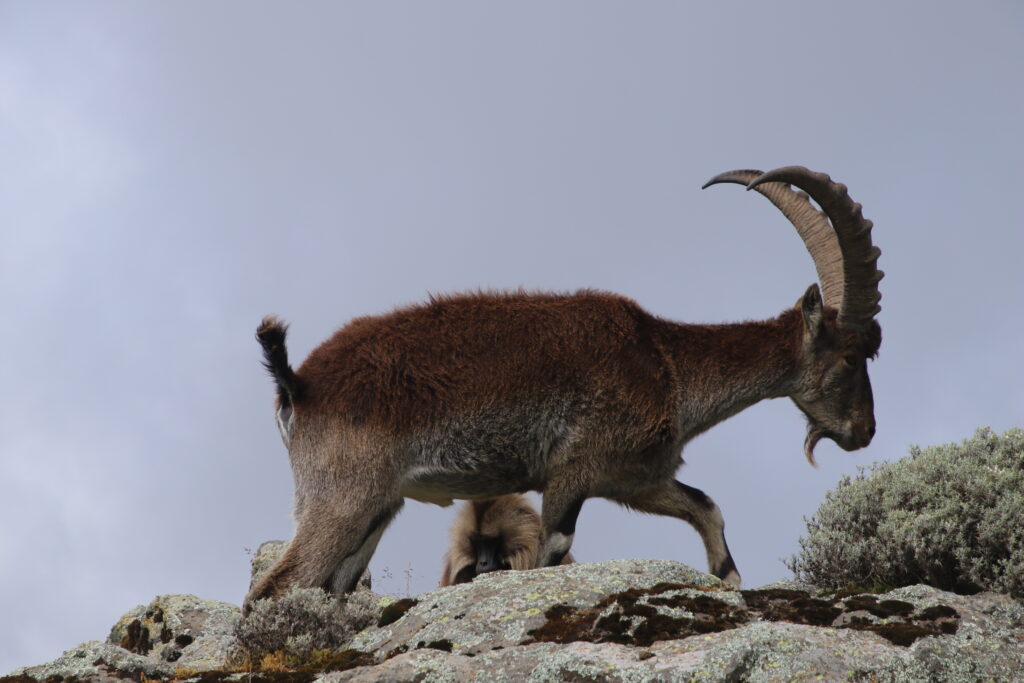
[
  {"x1": 440, "y1": 494, "x2": 574, "y2": 587},
  {"x1": 244, "y1": 166, "x2": 882, "y2": 612}
]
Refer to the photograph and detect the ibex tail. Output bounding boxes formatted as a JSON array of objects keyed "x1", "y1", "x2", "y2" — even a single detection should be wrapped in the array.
[{"x1": 257, "y1": 315, "x2": 299, "y2": 412}]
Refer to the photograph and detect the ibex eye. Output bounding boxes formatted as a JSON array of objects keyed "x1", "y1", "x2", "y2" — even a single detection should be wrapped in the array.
[{"x1": 843, "y1": 355, "x2": 858, "y2": 367}]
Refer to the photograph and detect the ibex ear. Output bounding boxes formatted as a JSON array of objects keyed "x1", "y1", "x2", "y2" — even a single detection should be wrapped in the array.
[{"x1": 800, "y1": 284, "x2": 825, "y2": 342}]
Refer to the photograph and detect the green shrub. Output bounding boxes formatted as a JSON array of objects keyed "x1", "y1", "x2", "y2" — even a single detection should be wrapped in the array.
[{"x1": 787, "y1": 427, "x2": 1024, "y2": 598}]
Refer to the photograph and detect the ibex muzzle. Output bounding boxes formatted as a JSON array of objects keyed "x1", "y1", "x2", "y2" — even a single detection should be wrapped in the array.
[{"x1": 243, "y1": 166, "x2": 882, "y2": 612}]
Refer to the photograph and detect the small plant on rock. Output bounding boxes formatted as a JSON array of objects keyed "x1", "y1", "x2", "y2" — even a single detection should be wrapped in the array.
[
  {"x1": 235, "y1": 587, "x2": 380, "y2": 658},
  {"x1": 787, "y1": 427, "x2": 1024, "y2": 598}
]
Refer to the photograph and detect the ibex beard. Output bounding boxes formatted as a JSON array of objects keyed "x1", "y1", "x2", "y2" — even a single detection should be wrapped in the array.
[{"x1": 243, "y1": 166, "x2": 882, "y2": 613}]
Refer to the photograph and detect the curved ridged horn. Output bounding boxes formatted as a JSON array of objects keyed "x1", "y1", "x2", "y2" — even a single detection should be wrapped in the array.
[{"x1": 703, "y1": 166, "x2": 882, "y2": 330}]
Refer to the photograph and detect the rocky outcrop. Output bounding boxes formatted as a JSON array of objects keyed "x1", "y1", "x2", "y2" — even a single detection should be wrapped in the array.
[
  {"x1": 5, "y1": 594, "x2": 239, "y2": 682},
  {"x1": 7, "y1": 558, "x2": 1024, "y2": 682},
  {"x1": 109, "y1": 594, "x2": 241, "y2": 669}
]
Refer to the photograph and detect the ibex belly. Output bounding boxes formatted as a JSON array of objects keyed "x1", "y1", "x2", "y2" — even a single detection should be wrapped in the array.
[{"x1": 398, "y1": 406, "x2": 570, "y2": 506}]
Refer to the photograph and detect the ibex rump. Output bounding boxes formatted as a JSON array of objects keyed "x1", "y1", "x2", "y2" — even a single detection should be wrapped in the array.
[{"x1": 244, "y1": 166, "x2": 882, "y2": 611}]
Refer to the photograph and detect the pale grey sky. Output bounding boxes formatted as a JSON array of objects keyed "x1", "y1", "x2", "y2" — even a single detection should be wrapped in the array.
[{"x1": 2, "y1": 1, "x2": 1022, "y2": 671}]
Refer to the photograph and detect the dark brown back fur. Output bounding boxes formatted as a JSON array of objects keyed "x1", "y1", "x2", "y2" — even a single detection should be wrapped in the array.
[{"x1": 296, "y1": 290, "x2": 673, "y2": 435}]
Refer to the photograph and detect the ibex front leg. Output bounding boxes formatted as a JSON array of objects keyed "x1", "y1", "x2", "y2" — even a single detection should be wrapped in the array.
[
  {"x1": 615, "y1": 480, "x2": 740, "y2": 588},
  {"x1": 537, "y1": 476, "x2": 588, "y2": 568}
]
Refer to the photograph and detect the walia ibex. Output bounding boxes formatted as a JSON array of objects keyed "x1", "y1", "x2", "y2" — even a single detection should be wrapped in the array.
[
  {"x1": 244, "y1": 166, "x2": 882, "y2": 611},
  {"x1": 439, "y1": 494, "x2": 574, "y2": 587}
]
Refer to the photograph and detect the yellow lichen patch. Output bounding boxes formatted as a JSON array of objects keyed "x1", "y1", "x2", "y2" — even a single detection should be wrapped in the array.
[
  {"x1": 544, "y1": 590, "x2": 581, "y2": 602},
  {"x1": 258, "y1": 651, "x2": 290, "y2": 672},
  {"x1": 219, "y1": 647, "x2": 375, "y2": 677},
  {"x1": 685, "y1": 583, "x2": 727, "y2": 593}
]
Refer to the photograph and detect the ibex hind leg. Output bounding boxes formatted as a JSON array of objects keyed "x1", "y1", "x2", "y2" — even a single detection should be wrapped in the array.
[
  {"x1": 614, "y1": 479, "x2": 741, "y2": 588},
  {"x1": 327, "y1": 499, "x2": 403, "y2": 593},
  {"x1": 243, "y1": 496, "x2": 402, "y2": 611}
]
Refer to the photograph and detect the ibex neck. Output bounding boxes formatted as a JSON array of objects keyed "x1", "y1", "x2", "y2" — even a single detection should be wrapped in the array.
[{"x1": 662, "y1": 309, "x2": 802, "y2": 438}]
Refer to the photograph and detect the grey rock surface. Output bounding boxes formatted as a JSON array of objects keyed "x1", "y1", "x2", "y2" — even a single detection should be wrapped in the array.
[
  {"x1": 348, "y1": 558, "x2": 726, "y2": 657},
  {"x1": 107, "y1": 593, "x2": 241, "y2": 669},
  {"x1": 7, "y1": 557, "x2": 1024, "y2": 682},
  {"x1": 248, "y1": 539, "x2": 289, "y2": 590},
  {"x1": 330, "y1": 561, "x2": 1024, "y2": 682},
  {"x1": 7, "y1": 640, "x2": 176, "y2": 682}
]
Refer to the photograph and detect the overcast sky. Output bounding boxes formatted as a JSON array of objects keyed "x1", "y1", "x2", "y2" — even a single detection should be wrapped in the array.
[{"x1": 2, "y1": 1, "x2": 1022, "y2": 671}]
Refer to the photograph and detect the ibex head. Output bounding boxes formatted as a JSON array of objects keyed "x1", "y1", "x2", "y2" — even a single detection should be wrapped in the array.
[{"x1": 704, "y1": 166, "x2": 883, "y2": 466}]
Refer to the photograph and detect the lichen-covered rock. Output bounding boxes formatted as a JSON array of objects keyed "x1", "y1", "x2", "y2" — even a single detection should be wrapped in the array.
[
  {"x1": 107, "y1": 594, "x2": 240, "y2": 669},
  {"x1": 328, "y1": 584, "x2": 1024, "y2": 682},
  {"x1": 5, "y1": 641, "x2": 176, "y2": 682},
  {"x1": 319, "y1": 641, "x2": 715, "y2": 683},
  {"x1": 249, "y1": 540, "x2": 289, "y2": 590},
  {"x1": 7, "y1": 558, "x2": 1024, "y2": 682},
  {"x1": 333, "y1": 561, "x2": 1024, "y2": 682},
  {"x1": 347, "y1": 558, "x2": 727, "y2": 658},
  {"x1": 697, "y1": 585, "x2": 1024, "y2": 683}
]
